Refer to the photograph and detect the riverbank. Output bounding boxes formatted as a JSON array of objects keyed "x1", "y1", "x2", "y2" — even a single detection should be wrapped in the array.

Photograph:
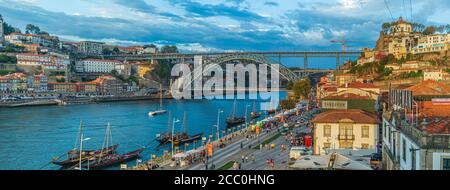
[{"x1": 0, "y1": 94, "x2": 172, "y2": 108}]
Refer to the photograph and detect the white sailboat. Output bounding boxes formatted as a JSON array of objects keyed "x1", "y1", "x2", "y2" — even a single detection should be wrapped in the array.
[{"x1": 148, "y1": 84, "x2": 167, "y2": 116}]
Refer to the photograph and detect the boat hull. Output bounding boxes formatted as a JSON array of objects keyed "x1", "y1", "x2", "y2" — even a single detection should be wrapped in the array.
[
  {"x1": 83, "y1": 148, "x2": 145, "y2": 170},
  {"x1": 52, "y1": 144, "x2": 119, "y2": 167},
  {"x1": 148, "y1": 110, "x2": 167, "y2": 116}
]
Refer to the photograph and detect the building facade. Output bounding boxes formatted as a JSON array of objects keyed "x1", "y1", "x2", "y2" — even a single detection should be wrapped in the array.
[
  {"x1": 78, "y1": 41, "x2": 104, "y2": 55},
  {"x1": 382, "y1": 80, "x2": 450, "y2": 170},
  {"x1": 0, "y1": 73, "x2": 28, "y2": 92},
  {"x1": 311, "y1": 109, "x2": 380, "y2": 155},
  {"x1": 76, "y1": 59, "x2": 123, "y2": 73}
]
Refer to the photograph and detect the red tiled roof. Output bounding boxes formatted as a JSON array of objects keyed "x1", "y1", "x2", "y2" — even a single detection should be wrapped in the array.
[
  {"x1": 417, "y1": 117, "x2": 450, "y2": 134},
  {"x1": 323, "y1": 93, "x2": 371, "y2": 100},
  {"x1": 340, "y1": 82, "x2": 379, "y2": 89},
  {"x1": 312, "y1": 109, "x2": 380, "y2": 124},
  {"x1": 406, "y1": 80, "x2": 450, "y2": 96}
]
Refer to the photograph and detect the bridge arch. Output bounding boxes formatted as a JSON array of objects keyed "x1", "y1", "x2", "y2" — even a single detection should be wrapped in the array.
[
  {"x1": 173, "y1": 54, "x2": 302, "y2": 91},
  {"x1": 203, "y1": 54, "x2": 301, "y2": 82}
]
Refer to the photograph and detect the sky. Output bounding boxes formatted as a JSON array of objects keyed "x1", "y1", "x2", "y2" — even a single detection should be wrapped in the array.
[{"x1": 1, "y1": 0, "x2": 450, "y2": 53}]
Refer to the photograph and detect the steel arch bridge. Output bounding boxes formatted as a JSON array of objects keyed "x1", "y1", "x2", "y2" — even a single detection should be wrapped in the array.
[
  {"x1": 202, "y1": 54, "x2": 301, "y2": 82},
  {"x1": 175, "y1": 54, "x2": 302, "y2": 91}
]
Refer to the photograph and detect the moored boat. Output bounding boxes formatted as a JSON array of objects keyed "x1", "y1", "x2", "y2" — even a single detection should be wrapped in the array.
[
  {"x1": 52, "y1": 144, "x2": 119, "y2": 167},
  {"x1": 226, "y1": 99, "x2": 245, "y2": 126},
  {"x1": 148, "y1": 84, "x2": 167, "y2": 116},
  {"x1": 82, "y1": 148, "x2": 145, "y2": 170}
]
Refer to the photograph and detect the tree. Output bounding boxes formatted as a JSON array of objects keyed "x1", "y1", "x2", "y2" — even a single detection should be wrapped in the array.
[
  {"x1": 25, "y1": 24, "x2": 41, "y2": 34},
  {"x1": 286, "y1": 81, "x2": 294, "y2": 90},
  {"x1": 144, "y1": 44, "x2": 157, "y2": 48},
  {"x1": 113, "y1": 47, "x2": 120, "y2": 54},
  {"x1": 292, "y1": 78, "x2": 311, "y2": 99},
  {"x1": 160, "y1": 45, "x2": 178, "y2": 53},
  {"x1": 422, "y1": 26, "x2": 437, "y2": 35},
  {"x1": 280, "y1": 99, "x2": 296, "y2": 110},
  {"x1": 2, "y1": 22, "x2": 20, "y2": 35}
]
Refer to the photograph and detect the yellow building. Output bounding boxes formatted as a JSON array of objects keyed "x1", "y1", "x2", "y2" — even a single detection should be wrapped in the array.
[
  {"x1": 137, "y1": 64, "x2": 153, "y2": 78},
  {"x1": 335, "y1": 73, "x2": 356, "y2": 87},
  {"x1": 311, "y1": 109, "x2": 380, "y2": 155}
]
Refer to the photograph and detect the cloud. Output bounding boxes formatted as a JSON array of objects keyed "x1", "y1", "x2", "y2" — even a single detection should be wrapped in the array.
[
  {"x1": 1, "y1": 0, "x2": 448, "y2": 53},
  {"x1": 264, "y1": 1, "x2": 279, "y2": 7},
  {"x1": 112, "y1": 0, "x2": 155, "y2": 13}
]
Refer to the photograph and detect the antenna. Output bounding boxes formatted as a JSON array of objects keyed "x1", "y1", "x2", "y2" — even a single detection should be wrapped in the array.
[
  {"x1": 383, "y1": 0, "x2": 394, "y2": 21},
  {"x1": 410, "y1": 0, "x2": 413, "y2": 23}
]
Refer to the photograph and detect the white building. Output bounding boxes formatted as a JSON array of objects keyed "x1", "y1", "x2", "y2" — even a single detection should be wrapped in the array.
[
  {"x1": 311, "y1": 109, "x2": 380, "y2": 155},
  {"x1": 76, "y1": 59, "x2": 123, "y2": 73},
  {"x1": 5, "y1": 32, "x2": 28, "y2": 44},
  {"x1": 390, "y1": 17, "x2": 412, "y2": 36},
  {"x1": 17, "y1": 53, "x2": 69, "y2": 66},
  {"x1": 78, "y1": 41, "x2": 104, "y2": 55},
  {"x1": 382, "y1": 81, "x2": 450, "y2": 170},
  {"x1": 423, "y1": 70, "x2": 444, "y2": 81},
  {"x1": 412, "y1": 34, "x2": 450, "y2": 54}
]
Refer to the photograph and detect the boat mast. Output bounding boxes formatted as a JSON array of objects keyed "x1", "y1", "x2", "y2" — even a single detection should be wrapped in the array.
[
  {"x1": 231, "y1": 99, "x2": 236, "y2": 118},
  {"x1": 159, "y1": 84, "x2": 163, "y2": 110},
  {"x1": 183, "y1": 112, "x2": 187, "y2": 134},
  {"x1": 74, "y1": 119, "x2": 83, "y2": 150},
  {"x1": 167, "y1": 111, "x2": 171, "y2": 135},
  {"x1": 78, "y1": 120, "x2": 83, "y2": 170}
]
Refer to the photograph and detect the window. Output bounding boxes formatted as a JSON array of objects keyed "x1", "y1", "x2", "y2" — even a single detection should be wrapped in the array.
[
  {"x1": 361, "y1": 126, "x2": 369, "y2": 138},
  {"x1": 361, "y1": 143, "x2": 369, "y2": 149},
  {"x1": 323, "y1": 125, "x2": 331, "y2": 137},
  {"x1": 443, "y1": 158, "x2": 450, "y2": 170},
  {"x1": 402, "y1": 138, "x2": 407, "y2": 162}
]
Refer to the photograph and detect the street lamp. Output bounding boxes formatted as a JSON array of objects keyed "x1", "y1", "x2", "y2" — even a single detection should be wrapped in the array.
[
  {"x1": 78, "y1": 136, "x2": 91, "y2": 170},
  {"x1": 216, "y1": 109, "x2": 224, "y2": 141},
  {"x1": 245, "y1": 104, "x2": 251, "y2": 128},
  {"x1": 171, "y1": 118, "x2": 180, "y2": 158}
]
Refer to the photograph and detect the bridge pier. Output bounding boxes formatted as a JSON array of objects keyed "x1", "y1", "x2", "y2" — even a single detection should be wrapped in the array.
[
  {"x1": 336, "y1": 54, "x2": 340, "y2": 71},
  {"x1": 303, "y1": 54, "x2": 308, "y2": 74}
]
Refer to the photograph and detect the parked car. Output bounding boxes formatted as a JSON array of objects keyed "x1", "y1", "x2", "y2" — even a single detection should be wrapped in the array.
[{"x1": 289, "y1": 146, "x2": 312, "y2": 160}]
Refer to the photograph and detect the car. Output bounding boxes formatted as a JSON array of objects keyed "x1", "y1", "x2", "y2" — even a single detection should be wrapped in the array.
[
  {"x1": 370, "y1": 153, "x2": 382, "y2": 169},
  {"x1": 289, "y1": 146, "x2": 312, "y2": 160}
]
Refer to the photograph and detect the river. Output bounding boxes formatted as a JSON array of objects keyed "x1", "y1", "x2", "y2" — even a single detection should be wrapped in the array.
[{"x1": 0, "y1": 91, "x2": 286, "y2": 170}]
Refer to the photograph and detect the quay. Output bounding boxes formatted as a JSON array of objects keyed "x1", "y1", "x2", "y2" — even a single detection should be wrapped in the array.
[
  {"x1": 127, "y1": 106, "x2": 317, "y2": 170},
  {"x1": 0, "y1": 94, "x2": 173, "y2": 108}
]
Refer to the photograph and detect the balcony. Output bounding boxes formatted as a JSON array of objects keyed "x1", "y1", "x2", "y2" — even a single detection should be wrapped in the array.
[{"x1": 338, "y1": 134, "x2": 355, "y2": 140}]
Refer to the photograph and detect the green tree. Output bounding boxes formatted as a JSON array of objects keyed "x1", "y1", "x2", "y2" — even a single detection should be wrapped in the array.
[
  {"x1": 25, "y1": 24, "x2": 41, "y2": 34},
  {"x1": 280, "y1": 99, "x2": 296, "y2": 110},
  {"x1": 286, "y1": 81, "x2": 294, "y2": 90},
  {"x1": 292, "y1": 78, "x2": 311, "y2": 99},
  {"x1": 113, "y1": 47, "x2": 120, "y2": 54},
  {"x1": 160, "y1": 45, "x2": 179, "y2": 53},
  {"x1": 422, "y1": 26, "x2": 437, "y2": 35}
]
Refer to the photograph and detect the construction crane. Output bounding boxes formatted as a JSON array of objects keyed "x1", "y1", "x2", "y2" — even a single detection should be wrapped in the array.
[{"x1": 330, "y1": 37, "x2": 369, "y2": 70}]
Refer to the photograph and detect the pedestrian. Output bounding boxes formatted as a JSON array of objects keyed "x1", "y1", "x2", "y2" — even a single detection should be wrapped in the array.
[
  {"x1": 259, "y1": 144, "x2": 263, "y2": 150},
  {"x1": 238, "y1": 162, "x2": 242, "y2": 170},
  {"x1": 240, "y1": 142, "x2": 243, "y2": 149},
  {"x1": 241, "y1": 155, "x2": 245, "y2": 163},
  {"x1": 251, "y1": 154, "x2": 255, "y2": 163},
  {"x1": 245, "y1": 155, "x2": 249, "y2": 163}
]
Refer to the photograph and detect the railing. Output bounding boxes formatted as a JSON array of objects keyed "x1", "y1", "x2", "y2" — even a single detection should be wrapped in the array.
[
  {"x1": 400, "y1": 124, "x2": 450, "y2": 149},
  {"x1": 338, "y1": 134, "x2": 355, "y2": 140}
]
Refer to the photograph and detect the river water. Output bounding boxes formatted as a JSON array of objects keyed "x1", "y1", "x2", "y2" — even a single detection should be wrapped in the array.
[{"x1": 0, "y1": 91, "x2": 286, "y2": 170}]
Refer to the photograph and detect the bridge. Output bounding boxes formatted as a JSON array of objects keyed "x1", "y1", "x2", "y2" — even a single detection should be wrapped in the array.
[
  {"x1": 291, "y1": 69, "x2": 335, "y2": 78},
  {"x1": 93, "y1": 51, "x2": 362, "y2": 72}
]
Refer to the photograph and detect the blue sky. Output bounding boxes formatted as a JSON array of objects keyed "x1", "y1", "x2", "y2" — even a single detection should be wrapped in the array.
[{"x1": 1, "y1": 0, "x2": 450, "y2": 52}]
